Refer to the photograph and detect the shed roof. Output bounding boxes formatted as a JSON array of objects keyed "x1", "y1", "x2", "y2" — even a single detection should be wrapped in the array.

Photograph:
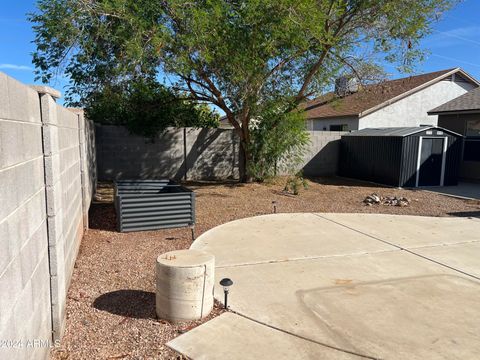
[
  {"x1": 304, "y1": 68, "x2": 479, "y2": 120},
  {"x1": 428, "y1": 86, "x2": 480, "y2": 114},
  {"x1": 343, "y1": 126, "x2": 462, "y2": 137}
]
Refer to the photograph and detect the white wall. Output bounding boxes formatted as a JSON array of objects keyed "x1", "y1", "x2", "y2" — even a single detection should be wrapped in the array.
[
  {"x1": 306, "y1": 116, "x2": 358, "y2": 131},
  {"x1": 0, "y1": 73, "x2": 52, "y2": 360},
  {"x1": 0, "y1": 72, "x2": 96, "y2": 360},
  {"x1": 359, "y1": 79, "x2": 476, "y2": 129},
  {"x1": 38, "y1": 94, "x2": 87, "y2": 342}
]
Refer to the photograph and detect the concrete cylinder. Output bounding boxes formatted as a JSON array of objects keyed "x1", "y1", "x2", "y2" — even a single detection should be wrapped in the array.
[{"x1": 156, "y1": 249, "x2": 215, "y2": 322}]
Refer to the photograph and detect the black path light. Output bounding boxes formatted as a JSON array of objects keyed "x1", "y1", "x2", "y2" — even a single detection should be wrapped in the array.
[
  {"x1": 272, "y1": 200, "x2": 277, "y2": 214},
  {"x1": 219, "y1": 278, "x2": 233, "y2": 309}
]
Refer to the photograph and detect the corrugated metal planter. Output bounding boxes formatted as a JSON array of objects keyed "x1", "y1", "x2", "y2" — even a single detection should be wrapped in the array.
[{"x1": 114, "y1": 180, "x2": 195, "y2": 233}]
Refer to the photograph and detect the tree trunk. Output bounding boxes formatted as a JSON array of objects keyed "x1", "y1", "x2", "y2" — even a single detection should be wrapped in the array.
[
  {"x1": 238, "y1": 139, "x2": 251, "y2": 183},
  {"x1": 227, "y1": 113, "x2": 251, "y2": 183}
]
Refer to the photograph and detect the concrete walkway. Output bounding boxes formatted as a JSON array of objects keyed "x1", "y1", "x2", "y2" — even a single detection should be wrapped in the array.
[
  {"x1": 168, "y1": 213, "x2": 480, "y2": 360},
  {"x1": 424, "y1": 181, "x2": 480, "y2": 200}
]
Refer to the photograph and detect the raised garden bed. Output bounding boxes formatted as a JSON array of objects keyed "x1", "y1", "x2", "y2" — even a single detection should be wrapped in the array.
[{"x1": 114, "y1": 179, "x2": 195, "y2": 233}]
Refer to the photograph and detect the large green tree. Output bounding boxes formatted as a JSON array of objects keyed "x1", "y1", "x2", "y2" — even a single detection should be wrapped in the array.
[
  {"x1": 85, "y1": 80, "x2": 219, "y2": 138},
  {"x1": 30, "y1": 0, "x2": 456, "y2": 182}
]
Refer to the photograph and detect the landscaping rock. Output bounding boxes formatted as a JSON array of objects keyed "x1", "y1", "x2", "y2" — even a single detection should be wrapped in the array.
[
  {"x1": 363, "y1": 193, "x2": 381, "y2": 205},
  {"x1": 364, "y1": 194, "x2": 410, "y2": 207}
]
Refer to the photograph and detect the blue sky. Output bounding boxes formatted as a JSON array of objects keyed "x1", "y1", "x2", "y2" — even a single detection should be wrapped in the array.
[{"x1": 1, "y1": 0, "x2": 480, "y2": 105}]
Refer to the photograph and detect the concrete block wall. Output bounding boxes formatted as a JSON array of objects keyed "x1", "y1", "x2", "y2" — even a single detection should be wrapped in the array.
[
  {"x1": 38, "y1": 93, "x2": 86, "y2": 341},
  {"x1": 0, "y1": 74, "x2": 52, "y2": 360},
  {"x1": 82, "y1": 115, "x2": 97, "y2": 212},
  {"x1": 0, "y1": 72, "x2": 96, "y2": 359},
  {"x1": 96, "y1": 125, "x2": 344, "y2": 180},
  {"x1": 185, "y1": 128, "x2": 239, "y2": 180},
  {"x1": 96, "y1": 125, "x2": 239, "y2": 181},
  {"x1": 301, "y1": 131, "x2": 347, "y2": 176},
  {"x1": 67, "y1": 109, "x2": 96, "y2": 232}
]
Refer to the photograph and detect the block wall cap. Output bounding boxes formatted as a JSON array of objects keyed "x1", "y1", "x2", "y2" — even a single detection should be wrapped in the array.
[{"x1": 30, "y1": 85, "x2": 62, "y2": 99}]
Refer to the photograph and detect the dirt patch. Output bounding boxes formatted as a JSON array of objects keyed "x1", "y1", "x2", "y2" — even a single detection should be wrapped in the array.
[{"x1": 52, "y1": 177, "x2": 479, "y2": 359}]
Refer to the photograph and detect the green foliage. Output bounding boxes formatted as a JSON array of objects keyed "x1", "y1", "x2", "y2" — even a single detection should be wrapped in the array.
[
  {"x1": 85, "y1": 80, "x2": 219, "y2": 138},
  {"x1": 248, "y1": 103, "x2": 310, "y2": 181},
  {"x1": 29, "y1": 0, "x2": 458, "y2": 181},
  {"x1": 30, "y1": 0, "x2": 164, "y2": 104},
  {"x1": 30, "y1": 0, "x2": 456, "y2": 104},
  {"x1": 284, "y1": 172, "x2": 309, "y2": 196}
]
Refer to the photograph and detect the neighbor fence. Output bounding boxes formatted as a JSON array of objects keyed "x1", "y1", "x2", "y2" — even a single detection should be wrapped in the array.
[
  {"x1": 95, "y1": 125, "x2": 347, "y2": 181},
  {"x1": 0, "y1": 72, "x2": 96, "y2": 360}
]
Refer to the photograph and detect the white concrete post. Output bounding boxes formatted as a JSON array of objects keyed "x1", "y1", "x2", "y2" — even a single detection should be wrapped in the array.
[{"x1": 156, "y1": 250, "x2": 215, "y2": 322}]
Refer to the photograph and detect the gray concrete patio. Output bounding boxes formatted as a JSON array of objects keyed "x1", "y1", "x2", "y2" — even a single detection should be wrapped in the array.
[
  {"x1": 423, "y1": 181, "x2": 480, "y2": 200},
  {"x1": 168, "y1": 213, "x2": 480, "y2": 360}
]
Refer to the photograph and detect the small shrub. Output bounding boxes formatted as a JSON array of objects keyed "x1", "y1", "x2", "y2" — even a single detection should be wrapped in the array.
[{"x1": 284, "y1": 172, "x2": 308, "y2": 195}]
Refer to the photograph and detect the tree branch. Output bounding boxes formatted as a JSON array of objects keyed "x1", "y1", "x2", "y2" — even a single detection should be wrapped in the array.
[
  {"x1": 294, "y1": 3, "x2": 363, "y2": 103},
  {"x1": 295, "y1": 47, "x2": 330, "y2": 102}
]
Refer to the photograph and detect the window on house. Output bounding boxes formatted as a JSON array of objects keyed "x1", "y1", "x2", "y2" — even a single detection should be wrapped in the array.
[
  {"x1": 466, "y1": 119, "x2": 480, "y2": 137},
  {"x1": 305, "y1": 120, "x2": 313, "y2": 131},
  {"x1": 330, "y1": 124, "x2": 349, "y2": 131},
  {"x1": 464, "y1": 139, "x2": 480, "y2": 162}
]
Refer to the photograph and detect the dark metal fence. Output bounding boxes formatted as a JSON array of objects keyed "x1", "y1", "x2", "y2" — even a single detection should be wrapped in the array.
[{"x1": 114, "y1": 180, "x2": 195, "y2": 233}]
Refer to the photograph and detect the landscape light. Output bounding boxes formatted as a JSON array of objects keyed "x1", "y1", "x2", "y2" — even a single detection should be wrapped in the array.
[
  {"x1": 272, "y1": 200, "x2": 277, "y2": 214},
  {"x1": 219, "y1": 278, "x2": 233, "y2": 309}
]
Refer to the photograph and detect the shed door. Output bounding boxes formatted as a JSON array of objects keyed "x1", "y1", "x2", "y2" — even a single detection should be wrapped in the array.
[{"x1": 418, "y1": 138, "x2": 444, "y2": 186}]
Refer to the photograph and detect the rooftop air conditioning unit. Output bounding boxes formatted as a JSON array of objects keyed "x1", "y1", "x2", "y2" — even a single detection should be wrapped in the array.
[{"x1": 335, "y1": 76, "x2": 359, "y2": 96}]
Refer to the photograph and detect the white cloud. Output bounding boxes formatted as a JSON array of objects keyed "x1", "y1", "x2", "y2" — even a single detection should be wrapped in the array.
[
  {"x1": 0, "y1": 63, "x2": 33, "y2": 71},
  {"x1": 425, "y1": 26, "x2": 480, "y2": 48},
  {"x1": 437, "y1": 26, "x2": 480, "y2": 38}
]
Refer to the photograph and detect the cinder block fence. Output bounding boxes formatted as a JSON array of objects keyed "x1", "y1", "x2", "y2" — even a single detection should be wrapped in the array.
[
  {"x1": 0, "y1": 72, "x2": 96, "y2": 360},
  {"x1": 95, "y1": 125, "x2": 347, "y2": 181}
]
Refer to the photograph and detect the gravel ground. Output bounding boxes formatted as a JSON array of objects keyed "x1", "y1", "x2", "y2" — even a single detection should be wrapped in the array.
[{"x1": 51, "y1": 177, "x2": 479, "y2": 360}]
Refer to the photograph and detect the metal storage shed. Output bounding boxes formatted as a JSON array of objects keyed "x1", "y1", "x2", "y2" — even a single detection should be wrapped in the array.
[{"x1": 339, "y1": 127, "x2": 463, "y2": 187}]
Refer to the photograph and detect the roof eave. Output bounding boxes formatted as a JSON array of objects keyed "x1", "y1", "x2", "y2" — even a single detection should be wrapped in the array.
[
  {"x1": 358, "y1": 68, "x2": 479, "y2": 118},
  {"x1": 428, "y1": 109, "x2": 480, "y2": 116},
  {"x1": 307, "y1": 113, "x2": 360, "y2": 120},
  {"x1": 456, "y1": 68, "x2": 480, "y2": 86}
]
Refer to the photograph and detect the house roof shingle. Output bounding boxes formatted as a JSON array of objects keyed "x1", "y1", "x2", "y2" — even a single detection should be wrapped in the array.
[
  {"x1": 304, "y1": 68, "x2": 477, "y2": 120},
  {"x1": 428, "y1": 86, "x2": 480, "y2": 114}
]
